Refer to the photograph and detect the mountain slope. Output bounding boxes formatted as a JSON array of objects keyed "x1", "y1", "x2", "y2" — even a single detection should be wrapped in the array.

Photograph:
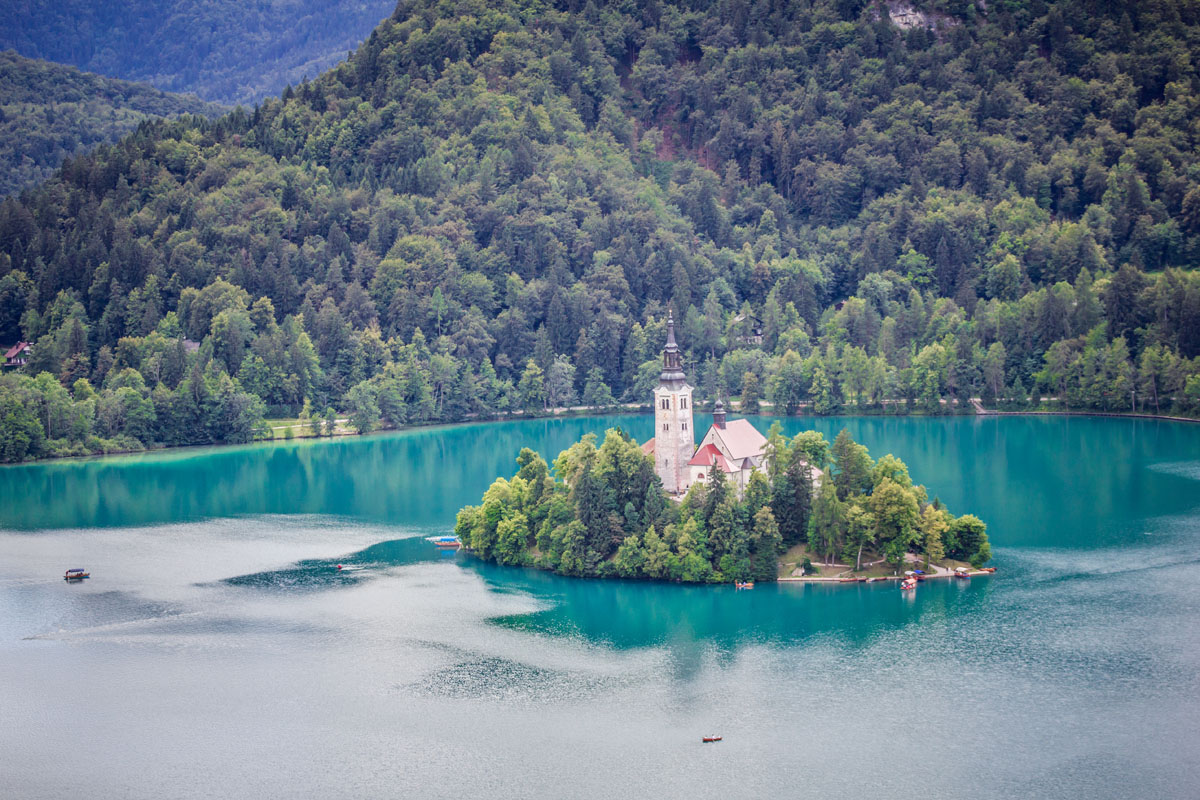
[
  {"x1": 0, "y1": 0, "x2": 396, "y2": 105},
  {"x1": 0, "y1": 52, "x2": 225, "y2": 195},
  {"x1": 0, "y1": 0, "x2": 1198, "y2": 461}
]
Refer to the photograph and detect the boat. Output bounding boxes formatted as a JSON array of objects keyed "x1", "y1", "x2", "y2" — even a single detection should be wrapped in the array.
[
  {"x1": 838, "y1": 576, "x2": 858, "y2": 583},
  {"x1": 866, "y1": 577, "x2": 882, "y2": 583},
  {"x1": 981, "y1": 567, "x2": 997, "y2": 573},
  {"x1": 702, "y1": 735, "x2": 723, "y2": 743},
  {"x1": 734, "y1": 581, "x2": 754, "y2": 589},
  {"x1": 426, "y1": 535, "x2": 462, "y2": 549},
  {"x1": 913, "y1": 569, "x2": 927, "y2": 582},
  {"x1": 900, "y1": 578, "x2": 917, "y2": 590},
  {"x1": 64, "y1": 568, "x2": 89, "y2": 581},
  {"x1": 954, "y1": 567, "x2": 971, "y2": 579}
]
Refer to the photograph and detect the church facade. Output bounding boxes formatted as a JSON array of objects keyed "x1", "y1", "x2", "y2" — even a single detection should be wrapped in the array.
[{"x1": 641, "y1": 311, "x2": 768, "y2": 496}]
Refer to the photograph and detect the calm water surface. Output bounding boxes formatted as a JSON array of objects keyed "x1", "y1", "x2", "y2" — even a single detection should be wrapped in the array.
[{"x1": 2, "y1": 414, "x2": 1199, "y2": 798}]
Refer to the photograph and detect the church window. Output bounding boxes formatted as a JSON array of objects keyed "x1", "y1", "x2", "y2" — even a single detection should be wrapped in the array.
[
  {"x1": 681, "y1": 398, "x2": 687, "y2": 409},
  {"x1": 662, "y1": 423, "x2": 669, "y2": 432},
  {"x1": 661, "y1": 398, "x2": 669, "y2": 410},
  {"x1": 682, "y1": 423, "x2": 687, "y2": 431}
]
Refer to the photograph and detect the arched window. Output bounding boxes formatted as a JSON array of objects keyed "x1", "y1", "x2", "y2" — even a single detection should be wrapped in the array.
[{"x1": 681, "y1": 398, "x2": 687, "y2": 409}]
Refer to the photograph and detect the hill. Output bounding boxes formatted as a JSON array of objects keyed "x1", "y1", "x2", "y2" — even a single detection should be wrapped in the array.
[
  {"x1": 0, "y1": 52, "x2": 225, "y2": 196},
  {"x1": 0, "y1": 0, "x2": 397, "y2": 105},
  {"x1": 0, "y1": 0, "x2": 1199, "y2": 461}
]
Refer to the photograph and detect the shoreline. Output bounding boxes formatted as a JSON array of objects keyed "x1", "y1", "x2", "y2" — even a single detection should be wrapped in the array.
[
  {"x1": 6, "y1": 402, "x2": 1197, "y2": 467},
  {"x1": 777, "y1": 570, "x2": 995, "y2": 584},
  {"x1": 970, "y1": 408, "x2": 1200, "y2": 424}
]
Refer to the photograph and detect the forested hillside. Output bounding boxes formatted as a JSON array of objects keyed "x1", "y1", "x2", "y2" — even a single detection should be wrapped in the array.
[
  {"x1": 0, "y1": 0, "x2": 396, "y2": 105},
  {"x1": 0, "y1": 52, "x2": 224, "y2": 196},
  {"x1": 2, "y1": 0, "x2": 1200, "y2": 462}
]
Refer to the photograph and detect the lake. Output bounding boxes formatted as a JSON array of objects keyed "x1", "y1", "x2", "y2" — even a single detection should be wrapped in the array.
[{"x1": 2, "y1": 413, "x2": 1199, "y2": 798}]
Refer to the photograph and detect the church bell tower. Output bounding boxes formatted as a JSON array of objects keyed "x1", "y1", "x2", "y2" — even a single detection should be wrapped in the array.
[{"x1": 653, "y1": 309, "x2": 694, "y2": 495}]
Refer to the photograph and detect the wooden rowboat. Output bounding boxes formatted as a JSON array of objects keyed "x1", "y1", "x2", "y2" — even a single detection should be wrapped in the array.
[{"x1": 702, "y1": 735, "x2": 722, "y2": 743}]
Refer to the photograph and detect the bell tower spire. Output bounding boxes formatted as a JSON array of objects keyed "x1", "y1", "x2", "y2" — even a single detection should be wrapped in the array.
[{"x1": 653, "y1": 306, "x2": 694, "y2": 495}]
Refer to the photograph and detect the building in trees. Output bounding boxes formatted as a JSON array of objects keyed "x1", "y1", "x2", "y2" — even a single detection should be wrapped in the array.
[
  {"x1": 641, "y1": 314, "x2": 767, "y2": 495},
  {"x1": 689, "y1": 399, "x2": 769, "y2": 492},
  {"x1": 3, "y1": 342, "x2": 30, "y2": 369}
]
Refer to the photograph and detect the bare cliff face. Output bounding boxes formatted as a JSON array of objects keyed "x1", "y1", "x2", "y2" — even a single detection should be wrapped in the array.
[{"x1": 881, "y1": 1, "x2": 962, "y2": 32}]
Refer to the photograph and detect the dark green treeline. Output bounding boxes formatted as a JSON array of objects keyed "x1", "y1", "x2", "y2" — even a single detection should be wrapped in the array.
[{"x1": 3, "y1": 0, "x2": 1200, "y2": 462}]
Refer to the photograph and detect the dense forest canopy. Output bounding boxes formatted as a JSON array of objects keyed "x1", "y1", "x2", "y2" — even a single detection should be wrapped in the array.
[
  {"x1": 2, "y1": 0, "x2": 1200, "y2": 461},
  {"x1": 0, "y1": 0, "x2": 396, "y2": 104},
  {"x1": 0, "y1": 52, "x2": 225, "y2": 196}
]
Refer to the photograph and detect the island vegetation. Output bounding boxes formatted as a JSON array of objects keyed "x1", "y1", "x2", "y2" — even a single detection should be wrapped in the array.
[
  {"x1": 455, "y1": 425, "x2": 990, "y2": 584},
  {"x1": 3, "y1": 0, "x2": 1200, "y2": 463}
]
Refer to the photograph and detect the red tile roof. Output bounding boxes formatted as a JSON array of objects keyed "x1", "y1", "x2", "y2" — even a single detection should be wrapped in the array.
[
  {"x1": 688, "y1": 443, "x2": 736, "y2": 472},
  {"x1": 711, "y1": 418, "x2": 767, "y2": 461},
  {"x1": 4, "y1": 342, "x2": 29, "y2": 360},
  {"x1": 640, "y1": 438, "x2": 655, "y2": 455}
]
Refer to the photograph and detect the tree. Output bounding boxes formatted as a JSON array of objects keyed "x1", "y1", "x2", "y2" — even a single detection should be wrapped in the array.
[
  {"x1": 750, "y1": 506, "x2": 782, "y2": 582},
  {"x1": 518, "y1": 359, "x2": 547, "y2": 412},
  {"x1": 545, "y1": 355, "x2": 576, "y2": 408},
  {"x1": 581, "y1": 367, "x2": 615, "y2": 408},
  {"x1": 869, "y1": 478, "x2": 920, "y2": 571},
  {"x1": 808, "y1": 469, "x2": 846, "y2": 565},
  {"x1": 0, "y1": 388, "x2": 45, "y2": 462},
  {"x1": 345, "y1": 381, "x2": 380, "y2": 434},
  {"x1": 495, "y1": 512, "x2": 531, "y2": 566},
  {"x1": 946, "y1": 514, "x2": 990, "y2": 566},
  {"x1": 614, "y1": 532, "x2": 647, "y2": 577},
  {"x1": 844, "y1": 500, "x2": 875, "y2": 572},
  {"x1": 918, "y1": 504, "x2": 949, "y2": 567},
  {"x1": 831, "y1": 429, "x2": 872, "y2": 500},
  {"x1": 772, "y1": 441, "x2": 814, "y2": 546},
  {"x1": 741, "y1": 370, "x2": 760, "y2": 412}
]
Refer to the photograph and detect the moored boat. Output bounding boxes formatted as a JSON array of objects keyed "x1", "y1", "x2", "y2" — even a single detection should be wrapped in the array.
[
  {"x1": 64, "y1": 568, "x2": 89, "y2": 581},
  {"x1": 702, "y1": 735, "x2": 722, "y2": 743},
  {"x1": 734, "y1": 581, "x2": 754, "y2": 589},
  {"x1": 427, "y1": 535, "x2": 462, "y2": 549},
  {"x1": 954, "y1": 567, "x2": 971, "y2": 579},
  {"x1": 900, "y1": 577, "x2": 917, "y2": 590}
]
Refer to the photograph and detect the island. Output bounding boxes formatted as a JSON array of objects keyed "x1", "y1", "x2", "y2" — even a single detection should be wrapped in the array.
[{"x1": 456, "y1": 318, "x2": 991, "y2": 585}]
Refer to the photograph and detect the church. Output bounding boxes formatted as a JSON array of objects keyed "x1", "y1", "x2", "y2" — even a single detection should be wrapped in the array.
[{"x1": 640, "y1": 310, "x2": 769, "y2": 496}]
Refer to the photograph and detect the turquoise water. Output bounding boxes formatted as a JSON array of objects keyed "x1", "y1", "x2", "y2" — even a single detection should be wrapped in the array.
[{"x1": 2, "y1": 414, "x2": 1199, "y2": 797}]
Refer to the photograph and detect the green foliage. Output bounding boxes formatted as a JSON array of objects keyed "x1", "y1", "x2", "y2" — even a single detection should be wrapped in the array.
[
  {"x1": 5, "y1": 0, "x2": 1200, "y2": 466},
  {"x1": 1, "y1": 1, "x2": 396, "y2": 105},
  {"x1": 0, "y1": 52, "x2": 224, "y2": 195},
  {"x1": 464, "y1": 423, "x2": 987, "y2": 583}
]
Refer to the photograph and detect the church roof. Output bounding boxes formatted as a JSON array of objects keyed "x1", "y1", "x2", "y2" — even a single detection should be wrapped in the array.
[
  {"x1": 688, "y1": 443, "x2": 737, "y2": 473},
  {"x1": 711, "y1": 419, "x2": 768, "y2": 461},
  {"x1": 640, "y1": 438, "x2": 655, "y2": 455}
]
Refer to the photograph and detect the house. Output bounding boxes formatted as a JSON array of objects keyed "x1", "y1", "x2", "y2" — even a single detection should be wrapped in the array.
[
  {"x1": 731, "y1": 312, "x2": 764, "y2": 346},
  {"x1": 3, "y1": 342, "x2": 30, "y2": 369}
]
